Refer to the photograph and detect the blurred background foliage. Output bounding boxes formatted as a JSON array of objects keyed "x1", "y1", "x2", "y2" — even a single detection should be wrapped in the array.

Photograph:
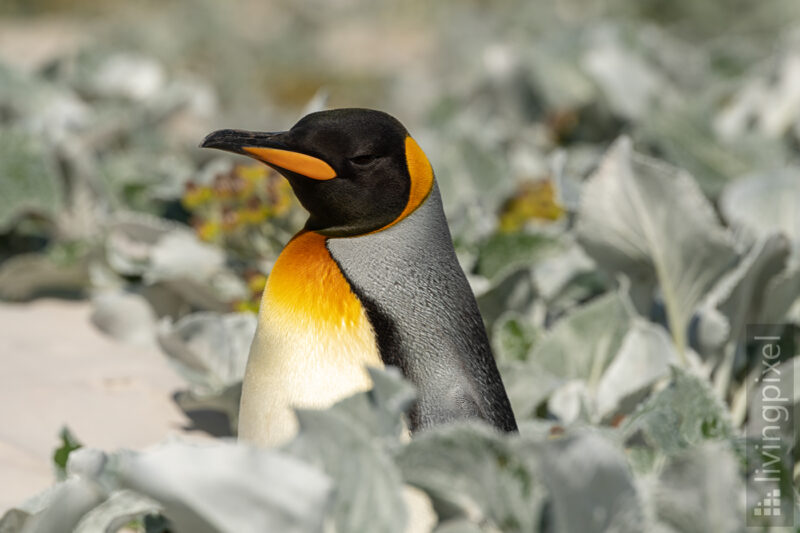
[{"x1": 1, "y1": 0, "x2": 800, "y2": 531}]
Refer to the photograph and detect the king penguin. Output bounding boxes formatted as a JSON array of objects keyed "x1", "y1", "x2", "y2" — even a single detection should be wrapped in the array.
[{"x1": 201, "y1": 108, "x2": 517, "y2": 446}]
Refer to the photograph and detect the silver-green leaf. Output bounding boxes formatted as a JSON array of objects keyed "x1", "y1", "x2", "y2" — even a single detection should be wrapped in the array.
[{"x1": 576, "y1": 137, "x2": 737, "y2": 359}]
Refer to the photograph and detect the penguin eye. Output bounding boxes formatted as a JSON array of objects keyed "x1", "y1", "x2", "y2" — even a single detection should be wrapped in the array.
[{"x1": 349, "y1": 154, "x2": 378, "y2": 166}]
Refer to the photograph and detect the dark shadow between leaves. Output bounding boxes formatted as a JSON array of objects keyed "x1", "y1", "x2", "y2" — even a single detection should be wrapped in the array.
[{"x1": 172, "y1": 391, "x2": 235, "y2": 438}]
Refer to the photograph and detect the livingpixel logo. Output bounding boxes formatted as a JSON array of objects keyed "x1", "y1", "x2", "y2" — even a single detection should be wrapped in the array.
[
  {"x1": 746, "y1": 325, "x2": 796, "y2": 527},
  {"x1": 752, "y1": 488, "x2": 782, "y2": 518}
]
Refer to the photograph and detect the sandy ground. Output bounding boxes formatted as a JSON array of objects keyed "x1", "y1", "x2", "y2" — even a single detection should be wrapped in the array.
[
  {"x1": 0, "y1": 299, "x2": 196, "y2": 513},
  {"x1": 0, "y1": 17, "x2": 90, "y2": 73}
]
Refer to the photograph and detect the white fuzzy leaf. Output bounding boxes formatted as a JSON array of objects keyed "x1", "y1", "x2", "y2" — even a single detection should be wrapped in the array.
[
  {"x1": 501, "y1": 291, "x2": 635, "y2": 422},
  {"x1": 0, "y1": 127, "x2": 63, "y2": 231},
  {"x1": 695, "y1": 234, "x2": 790, "y2": 351},
  {"x1": 0, "y1": 508, "x2": 29, "y2": 533},
  {"x1": 145, "y1": 232, "x2": 225, "y2": 285},
  {"x1": 72, "y1": 490, "x2": 161, "y2": 533},
  {"x1": 396, "y1": 423, "x2": 544, "y2": 531},
  {"x1": 104, "y1": 212, "x2": 181, "y2": 277},
  {"x1": 582, "y1": 30, "x2": 666, "y2": 121},
  {"x1": 329, "y1": 367, "x2": 417, "y2": 439},
  {"x1": 90, "y1": 290, "x2": 158, "y2": 345},
  {"x1": 714, "y1": 47, "x2": 800, "y2": 139},
  {"x1": 538, "y1": 431, "x2": 643, "y2": 533},
  {"x1": 720, "y1": 170, "x2": 800, "y2": 257},
  {"x1": 0, "y1": 251, "x2": 88, "y2": 301},
  {"x1": 596, "y1": 320, "x2": 677, "y2": 418},
  {"x1": 576, "y1": 137, "x2": 737, "y2": 355},
  {"x1": 621, "y1": 366, "x2": 734, "y2": 454},
  {"x1": 499, "y1": 359, "x2": 564, "y2": 420},
  {"x1": 530, "y1": 291, "x2": 632, "y2": 386},
  {"x1": 548, "y1": 380, "x2": 591, "y2": 425},
  {"x1": 286, "y1": 408, "x2": 408, "y2": 533},
  {"x1": 157, "y1": 312, "x2": 256, "y2": 393},
  {"x1": 491, "y1": 311, "x2": 540, "y2": 363},
  {"x1": 760, "y1": 263, "x2": 800, "y2": 324},
  {"x1": 115, "y1": 442, "x2": 331, "y2": 533},
  {"x1": 104, "y1": 213, "x2": 247, "y2": 310},
  {"x1": 17, "y1": 479, "x2": 105, "y2": 533},
  {"x1": 532, "y1": 242, "x2": 595, "y2": 301},
  {"x1": 89, "y1": 54, "x2": 165, "y2": 101},
  {"x1": 652, "y1": 443, "x2": 744, "y2": 533}
]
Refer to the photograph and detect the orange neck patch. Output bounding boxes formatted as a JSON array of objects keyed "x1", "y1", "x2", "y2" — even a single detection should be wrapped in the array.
[{"x1": 263, "y1": 231, "x2": 365, "y2": 328}]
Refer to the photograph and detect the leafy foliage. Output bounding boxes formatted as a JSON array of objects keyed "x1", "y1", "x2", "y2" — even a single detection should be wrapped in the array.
[
  {"x1": 621, "y1": 366, "x2": 735, "y2": 455},
  {"x1": 52, "y1": 427, "x2": 82, "y2": 480},
  {"x1": 0, "y1": 127, "x2": 63, "y2": 232},
  {"x1": 576, "y1": 137, "x2": 738, "y2": 360}
]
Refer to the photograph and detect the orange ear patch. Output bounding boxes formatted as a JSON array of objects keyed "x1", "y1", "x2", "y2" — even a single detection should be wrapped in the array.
[
  {"x1": 244, "y1": 147, "x2": 337, "y2": 181},
  {"x1": 372, "y1": 136, "x2": 434, "y2": 233},
  {"x1": 403, "y1": 136, "x2": 434, "y2": 217}
]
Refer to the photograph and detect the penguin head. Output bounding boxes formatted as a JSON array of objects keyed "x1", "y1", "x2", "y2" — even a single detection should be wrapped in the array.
[{"x1": 201, "y1": 108, "x2": 433, "y2": 237}]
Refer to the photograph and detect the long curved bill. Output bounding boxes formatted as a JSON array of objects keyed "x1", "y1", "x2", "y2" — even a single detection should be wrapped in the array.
[{"x1": 200, "y1": 129, "x2": 336, "y2": 181}]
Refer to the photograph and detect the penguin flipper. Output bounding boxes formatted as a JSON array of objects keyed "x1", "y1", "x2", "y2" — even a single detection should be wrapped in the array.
[
  {"x1": 408, "y1": 387, "x2": 484, "y2": 430},
  {"x1": 405, "y1": 362, "x2": 518, "y2": 433}
]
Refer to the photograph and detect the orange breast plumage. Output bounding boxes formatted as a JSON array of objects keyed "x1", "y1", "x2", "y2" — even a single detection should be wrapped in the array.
[{"x1": 264, "y1": 231, "x2": 368, "y2": 328}]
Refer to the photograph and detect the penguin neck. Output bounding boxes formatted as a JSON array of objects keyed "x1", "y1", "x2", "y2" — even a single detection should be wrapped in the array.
[
  {"x1": 263, "y1": 181, "x2": 448, "y2": 323},
  {"x1": 343, "y1": 181, "x2": 451, "y2": 247},
  {"x1": 325, "y1": 180, "x2": 461, "y2": 298}
]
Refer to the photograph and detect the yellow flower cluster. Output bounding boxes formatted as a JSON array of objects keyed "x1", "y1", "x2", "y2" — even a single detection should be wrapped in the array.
[
  {"x1": 498, "y1": 179, "x2": 564, "y2": 233},
  {"x1": 181, "y1": 185, "x2": 214, "y2": 209},
  {"x1": 182, "y1": 164, "x2": 295, "y2": 244},
  {"x1": 181, "y1": 164, "x2": 300, "y2": 313}
]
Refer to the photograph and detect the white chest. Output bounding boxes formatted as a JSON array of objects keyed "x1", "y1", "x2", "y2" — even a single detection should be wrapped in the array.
[{"x1": 237, "y1": 293, "x2": 382, "y2": 447}]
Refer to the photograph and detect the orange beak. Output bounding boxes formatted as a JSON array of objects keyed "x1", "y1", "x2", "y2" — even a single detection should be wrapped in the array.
[{"x1": 200, "y1": 129, "x2": 336, "y2": 181}]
